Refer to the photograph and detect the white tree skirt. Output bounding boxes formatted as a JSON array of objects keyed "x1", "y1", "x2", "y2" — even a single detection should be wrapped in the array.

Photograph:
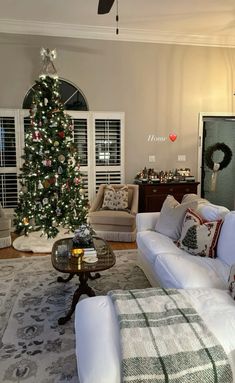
[{"x1": 13, "y1": 228, "x2": 74, "y2": 253}]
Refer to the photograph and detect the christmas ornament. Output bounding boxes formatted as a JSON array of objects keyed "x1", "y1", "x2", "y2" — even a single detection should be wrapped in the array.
[
  {"x1": 44, "y1": 98, "x2": 48, "y2": 106},
  {"x1": 43, "y1": 198, "x2": 48, "y2": 205},
  {"x1": 42, "y1": 159, "x2": 52, "y2": 167},
  {"x1": 33, "y1": 131, "x2": 41, "y2": 141},
  {"x1": 56, "y1": 207, "x2": 61, "y2": 216},
  {"x1": 58, "y1": 166, "x2": 63, "y2": 174},
  {"x1": 43, "y1": 180, "x2": 50, "y2": 188},
  {"x1": 40, "y1": 48, "x2": 57, "y2": 78},
  {"x1": 38, "y1": 180, "x2": 44, "y2": 189},
  {"x1": 68, "y1": 157, "x2": 76, "y2": 167},
  {"x1": 58, "y1": 154, "x2": 65, "y2": 163},
  {"x1": 74, "y1": 177, "x2": 80, "y2": 185},
  {"x1": 54, "y1": 141, "x2": 59, "y2": 147},
  {"x1": 58, "y1": 131, "x2": 65, "y2": 139},
  {"x1": 49, "y1": 177, "x2": 55, "y2": 185},
  {"x1": 23, "y1": 217, "x2": 29, "y2": 225}
]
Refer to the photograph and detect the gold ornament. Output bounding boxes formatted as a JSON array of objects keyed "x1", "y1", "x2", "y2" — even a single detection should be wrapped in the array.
[
  {"x1": 43, "y1": 180, "x2": 50, "y2": 188},
  {"x1": 54, "y1": 141, "x2": 59, "y2": 147},
  {"x1": 23, "y1": 217, "x2": 29, "y2": 225},
  {"x1": 58, "y1": 154, "x2": 65, "y2": 163}
]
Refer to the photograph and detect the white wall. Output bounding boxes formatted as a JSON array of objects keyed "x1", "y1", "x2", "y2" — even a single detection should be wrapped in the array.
[{"x1": 1, "y1": 33, "x2": 235, "y2": 183}]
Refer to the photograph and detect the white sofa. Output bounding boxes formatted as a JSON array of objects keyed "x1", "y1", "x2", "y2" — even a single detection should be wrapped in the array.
[
  {"x1": 136, "y1": 194, "x2": 235, "y2": 289},
  {"x1": 75, "y1": 195, "x2": 235, "y2": 383}
]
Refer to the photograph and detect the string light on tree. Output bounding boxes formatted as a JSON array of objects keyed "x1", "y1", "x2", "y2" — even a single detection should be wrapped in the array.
[{"x1": 14, "y1": 48, "x2": 89, "y2": 238}]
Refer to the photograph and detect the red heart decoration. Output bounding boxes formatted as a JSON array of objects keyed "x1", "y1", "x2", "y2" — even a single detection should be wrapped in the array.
[{"x1": 169, "y1": 133, "x2": 177, "y2": 142}]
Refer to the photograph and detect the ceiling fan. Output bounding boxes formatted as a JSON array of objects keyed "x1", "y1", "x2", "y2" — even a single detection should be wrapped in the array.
[{"x1": 98, "y1": 0, "x2": 115, "y2": 14}]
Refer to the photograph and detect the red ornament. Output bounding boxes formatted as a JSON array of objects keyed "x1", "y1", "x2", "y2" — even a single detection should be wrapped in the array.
[
  {"x1": 33, "y1": 131, "x2": 42, "y2": 141},
  {"x1": 74, "y1": 177, "x2": 80, "y2": 185},
  {"x1": 58, "y1": 131, "x2": 65, "y2": 139}
]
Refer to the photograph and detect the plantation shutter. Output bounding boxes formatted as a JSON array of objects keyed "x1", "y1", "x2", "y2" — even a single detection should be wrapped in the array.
[
  {"x1": 95, "y1": 118, "x2": 123, "y2": 192},
  {"x1": 93, "y1": 113, "x2": 124, "y2": 197},
  {"x1": 72, "y1": 111, "x2": 125, "y2": 202},
  {"x1": 0, "y1": 110, "x2": 21, "y2": 210},
  {"x1": 0, "y1": 110, "x2": 124, "y2": 214},
  {"x1": 72, "y1": 116, "x2": 89, "y2": 200}
]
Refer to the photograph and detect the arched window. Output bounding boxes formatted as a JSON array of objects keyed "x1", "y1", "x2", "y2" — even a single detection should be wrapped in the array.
[{"x1": 22, "y1": 78, "x2": 89, "y2": 111}]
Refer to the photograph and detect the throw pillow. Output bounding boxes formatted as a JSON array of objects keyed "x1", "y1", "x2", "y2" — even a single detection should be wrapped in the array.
[
  {"x1": 102, "y1": 185, "x2": 128, "y2": 211},
  {"x1": 181, "y1": 194, "x2": 208, "y2": 205},
  {"x1": 155, "y1": 195, "x2": 198, "y2": 240},
  {"x1": 229, "y1": 263, "x2": 235, "y2": 300},
  {"x1": 177, "y1": 208, "x2": 223, "y2": 258}
]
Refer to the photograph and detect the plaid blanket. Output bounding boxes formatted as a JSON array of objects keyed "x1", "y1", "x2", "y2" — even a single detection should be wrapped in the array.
[{"x1": 108, "y1": 288, "x2": 233, "y2": 383}]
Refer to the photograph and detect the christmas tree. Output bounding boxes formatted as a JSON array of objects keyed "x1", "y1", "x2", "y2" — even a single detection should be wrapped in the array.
[{"x1": 14, "y1": 48, "x2": 89, "y2": 238}]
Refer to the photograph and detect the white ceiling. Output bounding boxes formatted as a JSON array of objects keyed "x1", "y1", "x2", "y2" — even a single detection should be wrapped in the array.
[{"x1": 1, "y1": 0, "x2": 235, "y2": 47}]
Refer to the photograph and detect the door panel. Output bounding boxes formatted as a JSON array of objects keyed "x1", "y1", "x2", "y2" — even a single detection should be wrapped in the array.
[{"x1": 201, "y1": 117, "x2": 235, "y2": 210}]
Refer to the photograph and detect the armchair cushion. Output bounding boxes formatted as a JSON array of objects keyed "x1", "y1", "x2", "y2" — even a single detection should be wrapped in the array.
[
  {"x1": 101, "y1": 185, "x2": 129, "y2": 211},
  {"x1": 89, "y1": 210, "x2": 135, "y2": 228},
  {"x1": 88, "y1": 184, "x2": 139, "y2": 242}
]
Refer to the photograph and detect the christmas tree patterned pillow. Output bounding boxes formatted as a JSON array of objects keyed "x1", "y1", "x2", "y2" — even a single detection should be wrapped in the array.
[
  {"x1": 102, "y1": 185, "x2": 129, "y2": 211},
  {"x1": 177, "y1": 208, "x2": 223, "y2": 258},
  {"x1": 228, "y1": 264, "x2": 235, "y2": 300}
]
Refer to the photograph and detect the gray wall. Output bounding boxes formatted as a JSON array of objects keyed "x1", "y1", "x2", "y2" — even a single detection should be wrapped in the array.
[{"x1": 1, "y1": 33, "x2": 235, "y2": 183}]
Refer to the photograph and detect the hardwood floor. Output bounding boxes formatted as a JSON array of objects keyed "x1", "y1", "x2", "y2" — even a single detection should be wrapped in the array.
[{"x1": 0, "y1": 233, "x2": 137, "y2": 259}]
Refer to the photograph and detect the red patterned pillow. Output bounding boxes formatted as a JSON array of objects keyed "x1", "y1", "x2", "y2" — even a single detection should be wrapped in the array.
[{"x1": 177, "y1": 208, "x2": 223, "y2": 258}]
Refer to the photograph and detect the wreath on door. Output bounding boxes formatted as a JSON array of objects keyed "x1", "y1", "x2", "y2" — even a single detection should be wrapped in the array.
[{"x1": 205, "y1": 142, "x2": 232, "y2": 170}]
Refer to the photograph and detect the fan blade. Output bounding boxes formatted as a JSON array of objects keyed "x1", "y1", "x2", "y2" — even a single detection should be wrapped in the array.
[{"x1": 98, "y1": 0, "x2": 115, "y2": 14}]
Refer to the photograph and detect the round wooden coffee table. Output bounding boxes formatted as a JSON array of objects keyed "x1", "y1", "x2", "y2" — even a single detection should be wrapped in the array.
[{"x1": 51, "y1": 236, "x2": 116, "y2": 325}]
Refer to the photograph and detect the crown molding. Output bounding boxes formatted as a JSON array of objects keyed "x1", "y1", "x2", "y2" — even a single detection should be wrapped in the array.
[{"x1": 0, "y1": 19, "x2": 235, "y2": 48}]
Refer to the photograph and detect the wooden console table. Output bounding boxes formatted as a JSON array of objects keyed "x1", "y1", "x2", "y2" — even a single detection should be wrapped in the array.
[{"x1": 138, "y1": 182, "x2": 199, "y2": 212}]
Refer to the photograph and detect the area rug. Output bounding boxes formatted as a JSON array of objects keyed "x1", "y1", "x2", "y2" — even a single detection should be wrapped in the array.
[{"x1": 0, "y1": 250, "x2": 150, "y2": 383}]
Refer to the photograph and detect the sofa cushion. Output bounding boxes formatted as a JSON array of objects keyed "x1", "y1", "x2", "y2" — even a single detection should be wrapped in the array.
[
  {"x1": 89, "y1": 210, "x2": 135, "y2": 227},
  {"x1": 177, "y1": 209, "x2": 223, "y2": 258},
  {"x1": 137, "y1": 230, "x2": 182, "y2": 265},
  {"x1": 217, "y1": 212, "x2": 235, "y2": 266},
  {"x1": 101, "y1": 185, "x2": 128, "y2": 211},
  {"x1": 155, "y1": 195, "x2": 197, "y2": 240},
  {"x1": 154, "y1": 251, "x2": 229, "y2": 289}
]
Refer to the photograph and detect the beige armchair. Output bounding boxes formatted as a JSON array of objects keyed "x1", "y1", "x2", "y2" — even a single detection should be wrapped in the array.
[
  {"x1": 0, "y1": 203, "x2": 11, "y2": 248},
  {"x1": 88, "y1": 184, "x2": 139, "y2": 242}
]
